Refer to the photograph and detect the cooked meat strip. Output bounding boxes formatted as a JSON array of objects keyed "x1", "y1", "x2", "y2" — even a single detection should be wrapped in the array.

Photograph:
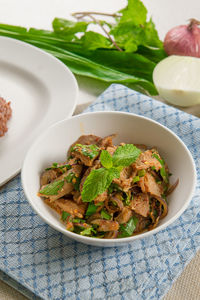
[
  {"x1": 113, "y1": 166, "x2": 134, "y2": 192},
  {"x1": 94, "y1": 191, "x2": 108, "y2": 204},
  {"x1": 106, "y1": 145, "x2": 117, "y2": 155},
  {"x1": 68, "y1": 134, "x2": 101, "y2": 156},
  {"x1": 104, "y1": 231, "x2": 118, "y2": 239},
  {"x1": 39, "y1": 165, "x2": 83, "y2": 202},
  {"x1": 138, "y1": 172, "x2": 162, "y2": 198},
  {"x1": 91, "y1": 219, "x2": 119, "y2": 232},
  {"x1": 73, "y1": 191, "x2": 82, "y2": 204},
  {"x1": 40, "y1": 169, "x2": 58, "y2": 186},
  {"x1": 130, "y1": 193, "x2": 150, "y2": 217},
  {"x1": 133, "y1": 150, "x2": 162, "y2": 171},
  {"x1": 115, "y1": 207, "x2": 132, "y2": 224},
  {"x1": 97, "y1": 134, "x2": 116, "y2": 148},
  {"x1": 45, "y1": 198, "x2": 86, "y2": 218},
  {"x1": 71, "y1": 144, "x2": 99, "y2": 167}
]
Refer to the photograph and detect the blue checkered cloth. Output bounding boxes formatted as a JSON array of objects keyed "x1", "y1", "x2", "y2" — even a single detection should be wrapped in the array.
[{"x1": 0, "y1": 84, "x2": 199, "y2": 300}]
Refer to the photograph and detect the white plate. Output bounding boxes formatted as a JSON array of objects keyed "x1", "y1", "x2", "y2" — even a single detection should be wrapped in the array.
[{"x1": 0, "y1": 37, "x2": 78, "y2": 186}]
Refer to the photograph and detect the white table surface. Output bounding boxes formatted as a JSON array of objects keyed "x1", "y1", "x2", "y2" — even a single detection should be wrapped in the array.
[{"x1": 0, "y1": 1, "x2": 200, "y2": 299}]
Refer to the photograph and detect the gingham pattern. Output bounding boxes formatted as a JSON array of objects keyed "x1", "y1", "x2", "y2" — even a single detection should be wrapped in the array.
[{"x1": 0, "y1": 84, "x2": 199, "y2": 300}]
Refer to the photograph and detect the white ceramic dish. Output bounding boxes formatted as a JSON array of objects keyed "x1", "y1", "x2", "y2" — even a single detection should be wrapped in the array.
[
  {"x1": 22, "y1": 111, "x2": 196, "y2": 247},
  {"x1": 0, "y1": 36, "x2": 78, "y2": 186}
]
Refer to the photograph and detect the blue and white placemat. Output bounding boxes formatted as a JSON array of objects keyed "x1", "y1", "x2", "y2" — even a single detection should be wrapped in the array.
[{"x1": 0, "y1": 84, "x2": 199, "y2": 300}]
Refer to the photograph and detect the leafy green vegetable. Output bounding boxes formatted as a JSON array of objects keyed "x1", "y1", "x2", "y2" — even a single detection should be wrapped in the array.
[
  {"x1": 81, "y1": 31, "x2": 112, "y2": 50},
  {"x1": 80, "y1": 227, "x2": 97, "y2": 236},
  {"x1": 53, "y1": 18, "x2": 88, "y2": 39},
  {"x1": 108, "y1": 183, "x2": 121, "y2": 194},
  {"x1": 81, "y1": 167, "x2": 120, "y2": 202},
  {"x1": 85, "y1": 203, "x2": 98, "y2": 216},
  {"x1": 100, "y1": 150, "x2": 113, "y2": 169},
  {"x1": 0, "y1": 0, "x2": 165, "y2": 96},
  {"x1": 61, "y1": 211, "x2": 71, "y2": 221},
  {"x1": 39, "y1": 180, "x2": 64, "y2": 195},
  {"x1": 101, "y1": 209, "x2": 112, "y2": 220},
  {"x1": 118, "y1": 216, "x2": 138, "y2": 237},
  {"x1": 112, "y1": 144, "x2": 141, "y2": 167},
  {"x1": 65, "y1": 172, "x2": 80, "y2": 191}
]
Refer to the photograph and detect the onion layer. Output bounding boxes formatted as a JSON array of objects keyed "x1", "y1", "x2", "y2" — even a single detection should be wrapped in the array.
[{"x1": 153, "y1": 55, "x2": 200, "y2": 107}]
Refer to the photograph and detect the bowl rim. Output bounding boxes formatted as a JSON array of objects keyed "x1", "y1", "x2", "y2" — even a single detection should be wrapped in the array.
[{"x1": 21, "y1": 111, "x2": 197, "y2": 245}]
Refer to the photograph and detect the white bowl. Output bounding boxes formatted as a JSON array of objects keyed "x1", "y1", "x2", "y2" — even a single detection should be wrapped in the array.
[{"x1": 22, "y1": 111, "x2": 196, "y2": 247}]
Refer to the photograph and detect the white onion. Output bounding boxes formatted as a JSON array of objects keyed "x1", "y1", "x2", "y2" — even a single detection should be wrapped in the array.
[{"x1": 153, "y1": 55, "x2": 200, "y2": 107}]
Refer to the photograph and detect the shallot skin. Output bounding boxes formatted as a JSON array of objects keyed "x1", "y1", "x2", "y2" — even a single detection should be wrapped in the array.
[{"x1": 164, "y1": 23, "x2": 200, "y2": 58}]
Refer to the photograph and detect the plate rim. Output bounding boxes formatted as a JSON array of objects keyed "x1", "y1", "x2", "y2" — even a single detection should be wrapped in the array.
[{"x1": 0, "y1": 36, "x2": 79, "y2": 186}]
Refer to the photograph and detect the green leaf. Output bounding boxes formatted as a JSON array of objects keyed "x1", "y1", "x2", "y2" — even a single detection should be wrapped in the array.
[
  {"x1": 53, "y1": 18, "x2": 88, "y2": 37},
  {"x1": 81, "y1": 167, "x2": 120, "y2": 202},
  {"x1": 118, "y1": 0, "x2": 147, "y2": 25},
  {"x1": 72, "y1": 218, "x2": 86, "y2": 223},
  {"x1": 39, "y1": 179, "x2": 64, "y2": 195},
  {"x1": 80, "y1": 227, "x2": 96, "y2": 236},
  {"x1": 118, "y1": 216, "x2": 138, "y2": 237},
  {"x1": 81, "y1": 31, "x2": 112, "y2": 50},
  {"x1": 112, "y1": 144, "x2": 141, "y2": 167},
  {"x1": 61, "y1": 211, "x2": 71, "y2": 221},
  {"x1": 133, "y1": 176, "x2": 140, "y2": 183},
  {"x1": 101, "y1": 209, "x2": 112, "y2": 220},
  {"x1": 152, "y1": 153, "x2": 169, "y2": 183},
  {"x1": 85, "y1": 203, "x2": 97, "y2": 216},
  {"x1": 100, "y1": 150, "x2": 113, "y2": 169},
  {"x1": 142, "y1": 19, "x2": 163, "y2": 48},
  {"x1": 138, "y1": 169, "x2": 146, "y2": 177}
]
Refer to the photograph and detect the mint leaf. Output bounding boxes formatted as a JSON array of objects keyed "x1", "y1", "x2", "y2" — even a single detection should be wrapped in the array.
[
  {"x1": 118, "y1": 216, "x2": 138, "y2": 238},
  {"x1": 112, "y1": 144, "x2": 141, "y2": 167},
  {"x1": 39, "y1": 179, "x2": 64, "y2": 195},
  {"x1": 100, "y1": 150, "x2": 113, "y2": 169},
  {"x1": 81, "y1": 167, "x2": 120, "y2": 202}
]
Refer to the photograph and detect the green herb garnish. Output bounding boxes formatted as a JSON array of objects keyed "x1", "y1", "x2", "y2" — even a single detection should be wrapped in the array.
[
  {"x1": 72, "y1": 218, "x2": 86, "y2": 223},
  {"x1": 45, "y1": 163, "x2": 71, "y2": 172},
  {"x1": 81, "y1": 144, "x2": 141, "y2": 202},
  {"x1": 152, "y1": 153, "x2": 169, "y2": 184},
  {"x1": 71, "y1": 144, "x2": 99, "y2": 159},
  {"x1": 100, "y1": 150, "x2": 113, "y2": 169},
  {"x1": 101, "y1": 209, "x2": 112, "y2": 220},
  {"x1": 133, "y1": 176, "x2": 140, "y2": 183},
  {"x1": 61, "y1": 211, "x2": 71, "y2": 221},
  {"x1": 39, "y1": 179, "x2": 64, "y2": 196},
  {"x1": 138, "y1": 169, "x2": 146, "y2": 177},
  {"x1": 112, "y1": 144, "x2": 141, "y2": 167},
  {"x1": 118, "y1": 216, "x2": 138, "y2": 238},
  {"x1": 85, "y1": 203, "x2": 98, "y2": 216},
  {"x1": 80, "y1": 227, "x2": 97, "y2": 236},
  {"x1": 65, "y1": 172, "x2": 80, "y2": 191}
]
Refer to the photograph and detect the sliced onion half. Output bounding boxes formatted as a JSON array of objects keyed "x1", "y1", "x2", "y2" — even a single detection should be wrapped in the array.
[{"x1": 153, "y1": 55, "x2": 200, "y2": 107}]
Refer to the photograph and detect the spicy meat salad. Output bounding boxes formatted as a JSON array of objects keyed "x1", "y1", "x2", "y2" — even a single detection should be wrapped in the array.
[{"x1": 38, "y1": 134, "x2": 177, "y2": 239}]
